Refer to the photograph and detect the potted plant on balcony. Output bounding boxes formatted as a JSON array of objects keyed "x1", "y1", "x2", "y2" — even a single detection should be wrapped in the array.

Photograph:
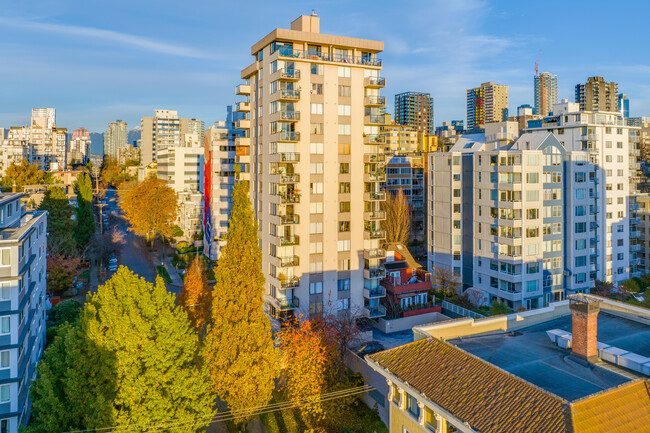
[{"x1": 278, "y1": 272, "x2": 287, "y2": 287}]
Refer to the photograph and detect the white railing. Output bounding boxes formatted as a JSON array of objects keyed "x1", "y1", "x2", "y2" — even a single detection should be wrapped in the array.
[{"x1": 441, "y1": 301, "x2": 486, "y2": 319}]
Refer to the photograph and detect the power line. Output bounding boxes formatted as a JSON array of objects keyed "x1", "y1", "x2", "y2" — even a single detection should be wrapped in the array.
[{"x1": 59, "y1": 385, "x2": 374, "y2": 433}]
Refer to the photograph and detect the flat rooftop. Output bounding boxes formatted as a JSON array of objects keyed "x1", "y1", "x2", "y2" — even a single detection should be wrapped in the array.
[{"x1": 449, "y1": 312, "x2": 649, "y2": 401}]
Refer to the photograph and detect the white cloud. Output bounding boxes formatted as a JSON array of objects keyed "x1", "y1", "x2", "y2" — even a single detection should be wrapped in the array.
[{"x1": 0, "y1": 18, "x2": 217, "y2": 60}]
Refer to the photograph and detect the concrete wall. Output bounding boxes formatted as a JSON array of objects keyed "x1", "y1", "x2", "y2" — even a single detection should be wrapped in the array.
[
  {"x1": 375, "y1": 312, "x2": 449, "y2": 334},
  {"x1": 346, "y1": 351, "x2": 389, "y2": 425}
]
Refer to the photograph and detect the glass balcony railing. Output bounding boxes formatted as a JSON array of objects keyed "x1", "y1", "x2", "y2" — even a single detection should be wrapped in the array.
[
  {"x1": 280, "y1": 111, "x2": 300, "y2": 121},
  {"x1": 277, "y1": 47, "x2": 382, "y2": 67},
  {"x1": 279, "y1": 214, "x2": 299, "y2": 225},
  {"x1": 279, "y1": 68, "x2": 300, "y2": 79}
]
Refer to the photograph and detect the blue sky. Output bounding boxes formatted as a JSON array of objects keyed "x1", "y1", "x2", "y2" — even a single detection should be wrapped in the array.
[{"x1": 1, "y1": 0, "x2": 649, "y2": 133}]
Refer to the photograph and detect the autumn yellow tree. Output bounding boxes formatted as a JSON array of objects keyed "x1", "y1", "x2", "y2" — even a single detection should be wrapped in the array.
[
  {"x1": 433, "y1": 266, "x2": 461, "y2": 296},
  {"x1": 119, "y1": 178, "x2": 178, "y2": 248},
  {"x1": 384, "y1": 188, "x2": 411, "y2": 244},
  {"x1": 279, "y1": 318, "x2": 329, "y2": 422},
  {"x1": 201, "y1": 181, "x2": 277, "y2": 426},
  {"x1": 178, "y1": 256, "x2": 211, "y2": 333}
]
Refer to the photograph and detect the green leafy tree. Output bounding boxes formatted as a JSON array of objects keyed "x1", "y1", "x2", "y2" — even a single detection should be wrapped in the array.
[
  {"x1": 490, "y1": 301, "x2": 512, "y2": 316},
  {"x1": 38, "y1": 186, "x2": 77, "y2": 255},
  {"x1": 202, "y1": 182, "x2": 278, "y2": 425},
  {"x1": 28, "y1": 267, "x2": 214, "y2": 433},
  {"x1": 74, "y1": 172, "x2": 95, "y2": 248},
  {"x1": 46, "y1": 300, "x2": 83, "y2": 345},
  {"x1": 1, "y1": 158, "x2": 51, "y2": 191}
]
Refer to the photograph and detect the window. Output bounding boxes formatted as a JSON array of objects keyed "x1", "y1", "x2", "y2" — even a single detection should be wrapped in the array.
[
  {"x1": 309, "y1": 282, "x2": 323, "y2": 294},
  {"x1": 575, "y1": 256, "x2": 587, "y2": 267},
  {"x1": 310, "y1": 242, "x2": 323, "y2": 254},
  {"x1": 338, "y1": 124, "x2": 351, "y2": 135},
  {"x1": 310, "y1": 142, "x2": 323, "y2": 154},
  {"x1": 526, "y1": 154, "x2": 539, "y2": 165},
  {"x1": 339, "y1": 163, "x2": 350, "y2": 174},
  {"x1": 311, "y1": 64, "x2": 323, "y2": 75},
  {"x1": 575, "y1": 223, "x2": 587, "y2": 233},
  {"x1": 310, "y1": 262, "x2": 323, "y2": 273},
  {"x1": 338, "y1": 105, "x2": 351, "y2": 116},
  {"x1": 310, "y1": 163, "x2": 323, "y2": 174},
  {"x1": 310, "y1": 103, "x2": 323, "y2": 114},
  {"x1": 337, "y1": 298, "x2": 349, "y2": 311},
  {"x1": 338, "y1": 85, "x2": 351, "y2": 97},
  {"x1": 0, "y1": 351, "x2": 8, "y2": 369},
  {"x1": 0, "y1": 317, "x2": 8, "y2": 335},
  {"x1": 310, "y1": 222, "x2": 323, "y2": 234},
  {"x1": 0, "y1": 284, "x2": 8, "y2": 301},
  {"x1": 0, "y1": 419, "x2": 7, "y2": 433},
  {"x1": 337, "y1": 279, "x2": 350, "y2": 291},
  {"x1": 526, "y1": 280, "x2": 539, "y2": 292},
  {"x1": 339, "y1": 182, "x2": 351, "y2": 193},
  {"x1": 0, "y1": 385, "x2": 8, "y2": 403},
  {"x1": 338, "y1": 66, "x2": 351, "y2": 77},
  {"x1": 339, "y1": 202, "x2": 350, "y2": 213},
  {"x1": 0, "y1": 250, "x2": 8, "y2": 267},
  {"x1": 338, "y1": 221, "x2": 350, "y2": 232},
  {"x1": 338, "y1": 259, "x2": 351, "y2": 271},
  {"x1": 310, "y1": 202, "x2": 323, "y2": 214},
  {"x1": 527, "y1": 262, "x2": 539, "y2": 274},
  {"x1": 526, "y1": 173, "x2": 539, "y2": 183},
  {"x1": 337, "y1": 240, "x2": 351, "y2": 251},
  {"x1": 310, "y1": 182, "x2": 323, "y2": 194},
  {"x1": 311, "y1": 123, "x2": 324, "y2": 134},
  {"x1": 406, "y1": 394, "x2": 420, "y2": 419},
  {"x1": 575, "y1": 239, "x2": 586, "y2": 250},
  {"x1": 311, "y1": 83, "x2": 323, "y2": 95}
]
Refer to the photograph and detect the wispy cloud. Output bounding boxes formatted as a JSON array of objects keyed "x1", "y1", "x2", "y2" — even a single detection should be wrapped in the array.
[{"x1": 0, "y1": 18, "x2": 217, "y2": 60}]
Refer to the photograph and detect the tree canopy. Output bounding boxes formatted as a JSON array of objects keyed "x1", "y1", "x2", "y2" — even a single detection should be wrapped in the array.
[
  {"x1": 120, "y1": 177, "x2": 178, "y2": 245},
  {"x1": 178, "y1": 255, "x2": 211, "y2": 332},
  {"x1": 202, "y1": 181, "x2": 278, "y2": 424},
  {"x1": 384, "y1": 188, "x2": 410, "y2": 245},
  {"x1": 39, "y1": 186, "x2": 77, "y2": 256},
  {"x1": 74, "y1": 172, "x2": 95, "y2": 248},
  {"x1": 1, "y1": 158, "x2": 51, "y2": 191},
  {"x1": 28, "y1": 267, "x2": 214, "y2": 433}
]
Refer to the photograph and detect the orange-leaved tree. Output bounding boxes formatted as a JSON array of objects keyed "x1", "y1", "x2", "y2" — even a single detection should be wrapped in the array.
[
  {"x1": 201, "y1": 181, "x2": 277, "y2": 426},
  {"x1": 119, "y1": 177, "x2": 178, "y2": 248},
  {"x1": 279, "y1": 318, "x2": 330, "y2": 422},
  {"x1": 178, "y1": 255, "x2": 211, "y2": 333},
  {"x1": 384, "y1": 188, "x2": 411, "y2": 245}
]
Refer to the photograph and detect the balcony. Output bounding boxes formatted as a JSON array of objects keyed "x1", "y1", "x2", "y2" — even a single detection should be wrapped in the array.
[
  {"x1": 278, "y1": 68, "x2": 300, "y2": 80},
  {"x1": 235, "y1": 84, "x2": 251, "y2": 95},
  {"x1": 279, "y1": 297, "x2": 300, "y2": 310},
  {"x1": 280, "y1": 276, "x2": 300, "y2": 289},
  {"x1": 364, "y1": 153, "x2": 386, "y2": 163},
  {"x1": 277, "y1": 47, "x2": 382, "y2": 67},
  {"x1": 276, "y1": 152, "x2": 300, "y2": 162},
  {"x1": 364, "y1": 248, "x2": 386, "y2": 260},
  {"x1": 278, "y1": 255, "x2": 300, "y2": 267},
  {"x1": 364, "y1": 266, "x2": 386, "y2": 279},
  {"x1": 235, "y1": 137, "x2": 250, "y2": 148},
  {"x1": 279, "y1": 235, "x2": 300, "y2": 246},
  {"x1": 364, "y1": 172, "x2": 386, "y2": 182},
  {"x1": 364, "y1": 76, "x2": 386, "y2": 88},
  {"x1": 364, "y1": 191, "x2": 386, "y2": 201},
  {"x1": 280, "y1": 111, "x2": 300, "y2": 121},
  {"x1": 279, "y1": 192, "x2": 300, "y2": 204},
  {"x1": 364, "y1": 229, "x2": 386, "y2": 240},
  {"x1": 580, "y1": 133, "x2": 599, "y2": 141},
  {"x1": 364, "y1": 115, "x2": 386, "y2": 125},
  {"x1": 364, "y1": 286, "x2": 386, "y2": 299},
  {"x1": 364, "y1": 96, "x2": 386, "y2": 107},
  {"x1": 631, "y1": 243, "x2": 642, "y2": 252},
  {"x1": 365, "y1": 304, "x2": 387, "y2": 318},
  {"x1": 235, "y1": 101, "x2": 250, "y2": 112},
  {"x1": 235, "y1": 119, "x2": 250, "y2": 129},
  {"x1": 271, "y1": 131, "x2": 300, "y2": 142},
  {"x1": 277, "y1": 89, "x2": 301, "y2": 101},
  {"x1": 364, "y1": 211, "x2": 386, "y2": 221},
  {"x1": 279, "y1": 173, "x2": 300, "y2": 183},
  {"x1": 279, "y1": 214, "x2": 300, "y2": 225}
]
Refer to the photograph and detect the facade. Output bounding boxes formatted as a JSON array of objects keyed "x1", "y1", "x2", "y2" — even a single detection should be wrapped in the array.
[
  {"x1": 68, "y1": 127, "x2": 91, "y2": 165},
  {"x1": 0, "y1": 146, "x2": 28, "y2": 178},
  {"x1": 394, "y1": 92, "x2": 434, "y2": 135},
  {"x1": 575, "y1": 76, "x2": 618, "y2": 112},
  {"x1": 618, "y1": 93, "x2": 630, "y2": 118},
  {"x1": 6, "y1": 109, "x2": 68, "y2": 171},
  {"x1": 385, "y1": 155, "x2": 426, "y2": 242},
  {"x1": 638, "y1": 194, "x2": 650, "y2": 274},
  {"x1": 534, "y1": 72, "x2": 558, "y2": 116},
  {"x1": 367, "y1": 295, "x2": 650, "y2": 433},
  {"x1": 103, "y1": 120, "x2": 128, "y2": 161},
  {"x1": 140, "y1": 110, "x2": 181, "y2": 167},
  {"x1": 30, "y1": 109, "x2": 55, "y2": 129},
  {"x1": 117, "y1": 146, "x2": 140, "y2": 166},
  {"x1": 177, "y1": 191, "x2": 204, "y2": 242},
  {"x1": 235, "y1": 13, "x2": 388, "y2": 325},
  {"x1": 180, "y1": 118, "x2": 205, "y2": 147},
  {"x1": 466, "y1": 82, "x2": 508, "y2": 130},
  {"x1": 0, "y1": 193, "x2": 48, "y2": 433}
]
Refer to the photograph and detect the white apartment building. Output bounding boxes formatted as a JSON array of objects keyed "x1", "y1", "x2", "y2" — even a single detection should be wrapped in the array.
[
  {"x1": 68, "y1": 127, "x2": 91, "y2": 166},
  {"x1": 141, "y1": 110, "x2": 181, "y2": 167},
  {"x1": 235, "y1": 14, "x2": 388, "y2": 325},
  {"x1": 429, "y1": 103, "x2": 641, "y2": 310},
  {"x1": 0, "y1": 193, "x2": 48, "y2": 433},
  {"x1": 0, "y1": 145, "x2": 28, "y2": 178}
]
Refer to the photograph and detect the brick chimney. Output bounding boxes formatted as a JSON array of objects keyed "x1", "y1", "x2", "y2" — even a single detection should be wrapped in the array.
[{"x1": 569, "y1": 294, "x2": 602, "y2": 363}]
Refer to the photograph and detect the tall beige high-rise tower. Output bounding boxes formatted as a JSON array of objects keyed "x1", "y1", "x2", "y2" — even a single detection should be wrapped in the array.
[
  {"x1": 235, "y1": 13, "x2": 388, "y2": 326},
  {"x1": 575, "y1": 76, "x2": 619, "y2": 112},
  {"x1": 466, "y1": 82, "x2": 509, "y2": 129}
]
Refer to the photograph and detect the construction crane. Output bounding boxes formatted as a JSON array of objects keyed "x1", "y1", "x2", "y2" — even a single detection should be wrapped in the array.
[{"x1": 534, "y1": 49, "x2": 541, "y2": 76}]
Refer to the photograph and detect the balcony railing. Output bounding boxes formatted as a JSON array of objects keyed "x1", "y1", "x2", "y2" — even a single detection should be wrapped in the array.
[
  {"x1": 364, "y1": 96, "x2": 386, "y2": 106},
  {"x1": 278, "y1": 255, "x2": 299, "y2": 267},
  {"x1": 366, "y1": 305, "x2": 387, "y2": 318},
  {"x1": 364, "y1": 76, "x2": 386, "y2": 87},
  {"x1": 280, "y1": 276, "x2": 300, "y2": 289},
  {"x1": 277, "y1": 89, "x2": 301, "y2": 100},
  {"x1": 279, "y1": 192, "x2": 300, "y2": 204},
  {"x1": 277, "y1": 47, "x2": 382, "y2": 67},
  {"x1": 279, "y1": 235, "x2": 300, "y2": 246},
  {"x1": 364, "y1": 266, "x2": 386, "y2": 279},
  {"x1": 364, "y1": 172, "x2": 386, "y2": 182},
  {"x1": 279, "y1": 173, "x2": 300, "y2": 183},
  {"x1": 279, "y1": 297, "x2": 300, "y2": 310},
  {"x1": 364, "y1": 153, "x2": 386, "y2": 163},
  {"x1": 276, "y1": 131, "x2": 300, "y2": 141},
  {"x1": 278, "y1": 152, "x2": 300, "y2": 162},
  {"x1": 364, "y1": 211, "x2": 386, "y2": 221},
  {"x1": 364, "y1": 191, "x2": 386, "y2": 201},
  {"x1": 364, "y1": 134, "x2": 386, "y2": 145},
  {"x1": 279, "y1": 68, "x2": 300, "y2": 79},
  {"x1": 364, "y1": 248, "x2": 386, "y2": 259},
  {"x1": 364, "y1": 286, "x2": 386, "y2": 299},
  {"x1": 281, "y1": 111, "x2": 300, "y2": 121},
  {"x1": 235, "y1": 84, "x2": 250, "y2": 95},
  {"x1": 364, "y1": 229, "x2": 386, "y2": 240},
  {"x1": 279, "y1": 214, "x2": 300, "y2": 225},
  {"x1": 364, "y1": 115, "x2": 386, "y2": 125},
  {"x1": 235, "y1": 101, "x2": 250, "y2": 112}
]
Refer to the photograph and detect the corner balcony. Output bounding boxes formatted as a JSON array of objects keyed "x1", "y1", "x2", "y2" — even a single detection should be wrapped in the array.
[
  {"x1": 364, "y1": 153, "x2": 386, "y2": 163},
  {"x1": 364, "y1": 266, "x2": 386, "y2": 279},
  {"x1": 278, "y1": 255, "x2": 300, "y2": 267},
  {"x1": 276, "y1": 89, "x2": 301, "y2": 101},
  {"x1": 365, "y1": 304, "x2": 387, "y2": 318},
  {"x1": 280, "y1": 111, "x2": 300, "y2": 122},
  {"x1": 364, "y1": 229, "x2": 386, "y2": 240},
  {"x1": 279, "y1": 173, "x2": 300, "y2": 183},
  {"x1": 278, "y1": 235, "x2": 300, "y2": 246},
  {"x1": 235, "y1": 101, "x2": 250, "y2": 112},
  {"x1": 363, "y1": 134, "x2": 386, "y2": 145},
  {"x1": 363, "y1": 286, "x2": 386, "y2": 299},
  {"x1": 364, "y1": 76, "x2": 386, "y2": 88},
  {"x1": 364, "y1": 210, "x2": 386, "y2": 221},
  {"x1": 271, "y1": 131, "x2": 300, "y2": 142},
  {"x1": 235, "y1": 84, "x2": 251, "y2": 95},
  {"x1": 235, "y1": 137, "x2": 250, "y2": 148},
  {"x1": 279, "y1": 192, "x2": 300, "y2": 204},
  {"x1": 364, "y1": 115, "x2": 386, "y2": 125},
  {"x1": 364, "y1": 248, "x2": 386, "y2": 260},
  {"x1": 364, "y1": 172, "x2": 386, "y2": 182},
  {"x1": 279, "y1": 276, "x2": 300, "y2": 289},
  {"x1": 279, "y1": 214, "x2": 299, "y2": 225},
  {"x1": 364, "y1": 191, "x2": 386, "y2": 201},
  {"x1": 364, "y1": 96, "x2": 386, "y2": 107},
  {"x1": 278, "y1": 68, "x2": 300, "y2": 80},
  {"x1": 236, "y1": 118, "x2": 250, "y2": 129},
  {"x1": 273, "y1": 152, "x2": 300, "y2": 162}
]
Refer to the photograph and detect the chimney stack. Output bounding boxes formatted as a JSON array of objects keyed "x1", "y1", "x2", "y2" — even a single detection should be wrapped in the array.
[{"x1": 569, "y1": 294, "x2": 602, "y2": 363}]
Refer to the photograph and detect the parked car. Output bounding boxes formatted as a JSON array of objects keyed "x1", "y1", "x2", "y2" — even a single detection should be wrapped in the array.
[{"x1": 353, "y1": 341, "x2": 385, "y2": 357}]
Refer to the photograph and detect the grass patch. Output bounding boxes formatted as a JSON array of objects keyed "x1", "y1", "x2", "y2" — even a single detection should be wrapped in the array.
[{"x1": 156, "y1": 265, "x2": 172, "y2": 283}]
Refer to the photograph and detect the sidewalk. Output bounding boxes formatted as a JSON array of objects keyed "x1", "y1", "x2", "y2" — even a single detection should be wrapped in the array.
[{"x1": 151, "y1": 243, "x2": 184, "y2": 288}]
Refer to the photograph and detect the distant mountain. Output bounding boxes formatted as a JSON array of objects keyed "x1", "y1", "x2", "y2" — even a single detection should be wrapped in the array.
[{"x1": 128, "y1": 127, "x2": 141, "y2": 146}]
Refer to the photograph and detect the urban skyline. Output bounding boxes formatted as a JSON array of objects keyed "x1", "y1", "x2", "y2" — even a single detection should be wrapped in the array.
[{"x1": 1, "y1": 1, "x2": 649, "y2": 131}]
